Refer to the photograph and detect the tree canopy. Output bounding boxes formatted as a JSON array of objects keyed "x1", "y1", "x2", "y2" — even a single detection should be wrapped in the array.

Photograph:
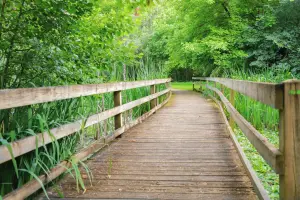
[{"x1": 142, "y1": 0, "x2": 300, "y2": 79}]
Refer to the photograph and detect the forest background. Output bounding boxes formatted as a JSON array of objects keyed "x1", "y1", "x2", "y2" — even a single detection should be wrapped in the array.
[{"x1": 0, "y1": 0, "x2": 299, "y2": 199}]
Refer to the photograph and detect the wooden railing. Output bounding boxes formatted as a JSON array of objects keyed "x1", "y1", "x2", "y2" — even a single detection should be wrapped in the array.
[
  {"x1": 0, "y1": 79, "x2": 171, "y2": 200},
  {"x1": 193, "y1": 77, "x2": 300, "y2": 200}
]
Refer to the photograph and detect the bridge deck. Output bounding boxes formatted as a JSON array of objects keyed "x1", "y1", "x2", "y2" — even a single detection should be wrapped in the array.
[{"x1": 43, "y1": 90, "x2": 257, "y2": 200}]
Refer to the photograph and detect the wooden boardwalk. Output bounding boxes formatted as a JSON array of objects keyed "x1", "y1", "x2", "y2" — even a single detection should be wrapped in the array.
[{"x1": 43, "y1": 90, "x2": 257, "y2": 200}]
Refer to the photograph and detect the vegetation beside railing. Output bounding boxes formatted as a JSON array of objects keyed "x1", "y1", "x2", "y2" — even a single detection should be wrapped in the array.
[
  {"x1": 0, "y1": 79, "x2": 171, "y2": 200},
  {"x1": 193, "y1": 77, "x2": 300, "y2": 200}
]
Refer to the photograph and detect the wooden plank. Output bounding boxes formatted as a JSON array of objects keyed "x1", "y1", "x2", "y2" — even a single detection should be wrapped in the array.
[
  {"x1": 86, "y1": 165, "x2": 244, "y2": 172},
  {"x1": 229, "y1": 89, "x2": 235, "y2": 128},
  {"x1": 0, "y1": 89, "x2": 170, "y2": 164},
  {"x1": 0, "y1": 79, "x2": 171, "y2": 110},
  {"x1": 193, "y1": 77, "x2": 283, "y2": 109},
  {"x1": 150, "y1": 85, "x2": 156, "y2": 109},
  {"x1": 41, "y1": 193, "x2": 257, "y2": 200},
  {"x1": 3, "y1": 94, "x2": 171, "y2": 200},
  {"x1": 114, "y1": 91, "x2": 122, "y2": 130},
  {"x1": 208, "y1": 93, "x2": 270, "y2": 200},
  {"x1": 279, "y1": 80, "x2": 300, "y2": 200},
  {"x1": 60, "y1": 179, "x2": 253, "y2": 188},
  {"x1": 54, "y1": 185, "x2": 255, "y2": 194},
  {"x1": 206, "y1": 85, "x2": 282, "y2": 174},
  {"x1": 38, "y1": 90, "x2": 256, "y2": 200}
]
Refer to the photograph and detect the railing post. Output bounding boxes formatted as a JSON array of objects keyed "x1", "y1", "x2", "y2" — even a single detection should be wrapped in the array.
[
  {"x1": 193, "y1": 82, "x2": 195, "y2": 91},
  {"x1": 221, "y1": 84, "x2": 224, "y2": 94},
  {"x1": 166, "y1": 81, "x2": 171, "y2": 98},
  {"x1": 114, "y1": 91, "x2": 123, "y2": 131},
  {"x1": 214, "y1": 82, "x2": 217, "y2": 97},
  {"x1": 229, "y1": 89, "x2": 235, "y2": 129},
  {"x1": 150, "y1": 85, "x2": 157, "y2": 109},
  {"x1": 279, "y1": 80, "x2": 300, "y2": 200}
]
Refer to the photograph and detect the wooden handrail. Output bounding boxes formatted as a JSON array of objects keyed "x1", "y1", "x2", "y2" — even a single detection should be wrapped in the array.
[
  {"x1": 0, "y1": 89, "x2": 170, "y2": 164},
  {"x1": 0, "y1": 79, "x2": 171, "y2": 110},
  {"x1": 206, "y1": 85, "x2": 282, "y2": 173},
  {"x1": 3, "y1": 96, "x2": 172, "y2": 200},
  {"x1": 0, "y1": 79, "x2": 172, "y2": 200},
  {"x1": 194, "y1": 77, "x2": 300, "y2": 200},
  {"x1": 193, "y1": 77, "x2": 283, "y2": 109},
  {"x1": 207, "y1": 92, "x2": 270, "y2": 200}
]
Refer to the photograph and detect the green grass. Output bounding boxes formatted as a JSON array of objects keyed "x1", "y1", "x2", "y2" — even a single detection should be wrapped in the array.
[
  {"x1": 192, "y1": 68, "x2": 300, "y2": 200},
  {"x1": 0, "y1": 60, "x2": 168, "y2": 198},
  {"x1": 234, "y1": 128, "x2": 279, "y2": 199},
  {"x1": 171, "y1": 82, "x2": 193, "y2": 90}
]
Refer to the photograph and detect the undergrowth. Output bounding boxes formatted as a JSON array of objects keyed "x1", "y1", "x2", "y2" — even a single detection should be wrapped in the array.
[
  {"x1": 201, "y1": 68, "x2": 299, "y2": 200},
  {"x1": 0, "y1": 62, "x2": 168, "y2": 199}
]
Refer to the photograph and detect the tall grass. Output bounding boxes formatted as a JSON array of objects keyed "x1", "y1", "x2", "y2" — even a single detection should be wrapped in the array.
[
  {"x1": 0, "y1": 59, "x2": 168, "y2": 198},
  {"x1": 202, "y1": 67, "x2": 299, "y2": 200}
]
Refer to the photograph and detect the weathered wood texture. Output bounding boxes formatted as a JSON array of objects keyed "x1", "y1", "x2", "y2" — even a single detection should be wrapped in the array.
[
  {"x1": 279, "y1": 80, "x2": 300, "y2": 200},
  {"x1": 206, "y1": 85, "x2": 281, "y2": 174},
  {"x1": 229, "y1": 89, "x2": 235, "y2": 128},
  {"x1": 150, "y1": 85, "x2": 157, "y2": 109},
  {"x1": 41, "y1": 90, "x2": 257, "y2": 200},
  {"x1": 193, "y1": 77, "x2": 283, "y2": 109},
  {"x1": 4, "y1": 96, "x2": 172, "y2": 200},
  {"x1": 114, "y1": 91, "x2": 123, "y2": 130},
  {"x1": 208, "y1": 93, "x2": 270, "y2": 200},
  {"x1": 0, "y1": 79, "x2": 171, "y2": 110},
  {"x1": 0, "y1": 89, "x2": 170, "y2": 164}
]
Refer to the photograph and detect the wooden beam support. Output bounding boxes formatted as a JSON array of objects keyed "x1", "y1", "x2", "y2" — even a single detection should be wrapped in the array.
[
  {"x1": 214, "y1": 82, "x2": 217, "y2": 98},
  {"x1": 114, "y1": 91, "x2": 123, "y2": 130},
  {"x1": 150, "y1": 85, "x2": 157, "y2": 109},
  {"x1": 221, "y1": 85, "x2": 224, "y2": 94},
  {"x1": 166, "y1": 81, "x2": 171, "y2": 98},
  {"x1": 279, "y1": 80, "x2": 300, "y2": 200},
  {"x1": 229, "y1": 89, "x2": 235, "y2": 129}
]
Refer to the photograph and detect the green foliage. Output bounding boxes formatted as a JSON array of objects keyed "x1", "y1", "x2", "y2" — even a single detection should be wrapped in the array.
[
  {"x1": 200, "y1": 68, "x2": 297, "y2": 199},
  {"x1": 0, "y1": 0, "x2": 167, "y2": 198},
  {"x1": 0, "y1": 0, "x2": 299, "y2": 199},
  {"x1": 142, "y1": 0, "x2": 300, "y2": 77},
  {"x1": 235, "y1": 129, "x2": 279, "y2": 199}
]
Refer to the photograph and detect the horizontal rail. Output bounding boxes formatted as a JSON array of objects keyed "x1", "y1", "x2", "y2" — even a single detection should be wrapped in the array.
[
  {"x1": 207, "y1": 93, "x2": 270, "y2": 200},
  {"x1": 193, "y1": 77, "x2": 283, "y2": 109},
  {"x1": 0, "y1": 79, "x2": 171, "y2": 110},
  {"x1": 3, "y1": 94, "x2": 172, "y2": 200},
  {"x1": 206, "y1": 85, "x2": 282, "y2": 173},
  {"x1": 0, "y1": 88, "x2": 170, "y2": 164}
]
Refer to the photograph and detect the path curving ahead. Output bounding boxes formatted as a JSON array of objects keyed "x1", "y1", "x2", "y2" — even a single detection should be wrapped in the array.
[{"x1": 42, "y1": 90, "x2": 257, "y2": 200}]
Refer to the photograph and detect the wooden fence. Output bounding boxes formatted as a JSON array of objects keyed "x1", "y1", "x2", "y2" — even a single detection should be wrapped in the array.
[
  {"x1": 193, "y1": 77, "x2": 300, "y2": 200},
  {"x1": 0, "y1": 79, "x2": 171, "y2": 200}
]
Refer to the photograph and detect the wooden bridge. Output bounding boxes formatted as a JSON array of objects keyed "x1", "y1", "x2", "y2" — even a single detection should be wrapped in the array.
[{"x1": 1, "y1": 78, "x2": 299, "y2": 200}]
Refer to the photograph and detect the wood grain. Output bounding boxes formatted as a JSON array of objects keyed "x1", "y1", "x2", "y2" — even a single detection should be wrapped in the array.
[
  {"x1": 206, "y1": 85, "x2": 282, "y2": 174},
  {"x1": 3, "y1": 95, "x2": 171, "y2": 200},
  {"x1": 193, "y1": 77, "x2": 283, "y2": 109},
  {"x1": 40, "y1": 90, "x2": 257, "y2": 200},
  {"x1": 279, "y1": 80, "x2": 300, "y2": 199},
  {"x1": 0, "y1": 79, "x2": 171, "y2": 110},
  {"x1": 0, "y1": 89, "x2": 170, "y2": 164},
  {"x1": 114, "y1": 91, "x2": 123, "y2": 130},
  {"x1": 208, "y1": 93, "x2": 270, "y2": 200}
]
